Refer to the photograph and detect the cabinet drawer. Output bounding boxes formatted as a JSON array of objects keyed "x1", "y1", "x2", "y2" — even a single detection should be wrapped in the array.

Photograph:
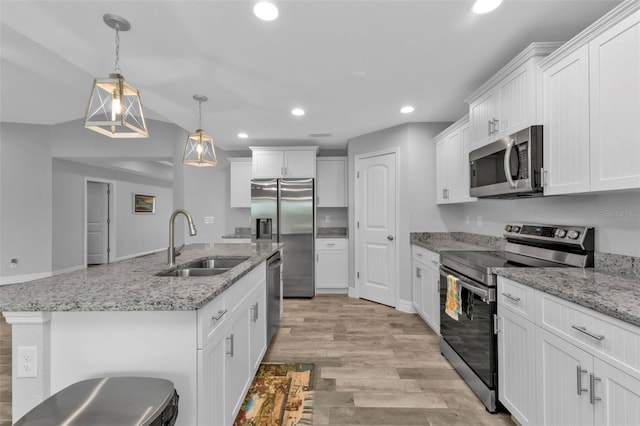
[
  {"x1": 536, "y1": 291, "x2": 640, "y2": 377},
  {"x1": 197, "y1": 294, "x2": 228, "y2": 349},
  {"x1": 316, "y1": 238, "x2": 346, "y2": 250},
  {"x1": 498, "y1": 276, "x2": 535, "y2": 320},
  {"x1": 411, "y1": 245, "x2": 439, "y2": 265}
]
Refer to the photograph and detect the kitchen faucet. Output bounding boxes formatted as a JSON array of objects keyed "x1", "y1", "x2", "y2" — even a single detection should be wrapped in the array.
[{"x1": 168, "y1": 209, "x2": 197, "y2": 266}]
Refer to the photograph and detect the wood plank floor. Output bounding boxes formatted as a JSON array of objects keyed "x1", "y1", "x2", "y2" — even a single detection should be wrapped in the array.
[{"x1": 264, "y1": 295, "x2": 515, "y2": 426}]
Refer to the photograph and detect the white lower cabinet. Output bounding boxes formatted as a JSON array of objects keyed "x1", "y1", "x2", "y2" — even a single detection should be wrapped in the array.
[
  {"x1": 197, "y1": 263, "x2": 267, "y2": 426},
  {"x1": 315, "y1": 238, "x2": 348, "y2": 293},
  {"x1": 497, "y1": 276, "x2": 640, "y2": 426},
  {"x1": 411, "y1": 245, "x2": 440, "y2": 334}
]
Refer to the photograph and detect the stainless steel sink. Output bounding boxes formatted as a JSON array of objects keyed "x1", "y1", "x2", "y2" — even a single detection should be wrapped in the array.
[
  {"x1": 184, "y1": 257, "x2": 249, "y2": 269},
  {"x1": 159, "y1": 268, "x2": 229, "y2": 277}
]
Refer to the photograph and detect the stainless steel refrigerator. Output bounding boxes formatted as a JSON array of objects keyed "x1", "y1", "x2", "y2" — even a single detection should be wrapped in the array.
[{"x1": 251, "y1": 178, "x2": 314, "y2": 298}]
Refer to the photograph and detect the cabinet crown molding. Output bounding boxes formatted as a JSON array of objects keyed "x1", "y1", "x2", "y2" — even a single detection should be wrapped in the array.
[
  {"x1": 433, "y1": 114, "x2": 470, "y2": 143},
  {"x1": 249, "y1": 146, "x2": 319, "y2": 152},
  {"x1": 464, "y1": 42, "x2": 563, "y2": 104},
  {"x1": 539, "y1": 1, "x2": 640, "y2": 70}
]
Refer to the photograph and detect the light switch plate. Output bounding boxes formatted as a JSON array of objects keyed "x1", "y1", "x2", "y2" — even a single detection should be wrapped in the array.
[{"x1": 204, "y1": 216, "x2": 215, "y2": 224}]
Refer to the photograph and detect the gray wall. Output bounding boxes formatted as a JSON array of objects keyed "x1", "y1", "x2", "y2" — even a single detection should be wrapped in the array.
[
  {"x1": 0, "y1": 123, "x2": 52, "y2": 281},
  {"x1": 347, "y1": 122, "x2": 450, "y2": 306}
]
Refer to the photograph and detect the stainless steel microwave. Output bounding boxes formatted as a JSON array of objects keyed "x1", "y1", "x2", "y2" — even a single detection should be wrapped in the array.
[{"x1": 469, "y1": 125, "x2": 543, "y2": 198}]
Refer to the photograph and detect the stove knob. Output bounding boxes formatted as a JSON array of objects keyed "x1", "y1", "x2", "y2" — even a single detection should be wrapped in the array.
[
  {"x1": 567, "y1": 230, "x2": 580, "y2": 240},
  {"x1": 505, "y1": 225, "x2": 512, "y2": 232},
  {"x1": 512, "y1": 226, "x2": 521, "y2": 233},
  {"x1": 555, "y1": 229, "x2": 567, "y2": 238}
]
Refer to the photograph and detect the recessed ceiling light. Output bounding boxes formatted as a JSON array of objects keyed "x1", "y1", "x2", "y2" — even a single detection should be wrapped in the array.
[
  {"x1": 254, "y1": 2, "x2": 279, "y2": 21},
  {"x1": 291, "y1": 108, "x2": 305, "y2": 116},
  {"x1": 473, "y1": 0, "x2": 503, "y2": 14},
  {"x1": 237, "y1": 132, "x2": 249, "y2": 139},
  {"x1": 400, "y1": 106, "x2": 415, "y2": 114}
]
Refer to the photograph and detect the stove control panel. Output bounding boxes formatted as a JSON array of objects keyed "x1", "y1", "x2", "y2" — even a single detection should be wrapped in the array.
[{"x1": 504, "y1": 223, "x2": 593, "y2": 247}]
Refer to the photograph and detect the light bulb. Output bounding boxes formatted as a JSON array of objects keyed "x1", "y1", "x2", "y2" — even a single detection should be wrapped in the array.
[
  {"x1": 197, "y1": 143, "x2": 204, "y2": 154},
  {"x1": 111, "y1": 96, "x2": 121, "y2": 121}
]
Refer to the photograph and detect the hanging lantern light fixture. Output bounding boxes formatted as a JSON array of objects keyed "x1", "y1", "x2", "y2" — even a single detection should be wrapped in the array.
[
  {"x1": 84, "y1": 14, "x2": 148, "y2": 138},
  {"x1": 183, "y1": 95, "x2": 218, "y2": 167}
]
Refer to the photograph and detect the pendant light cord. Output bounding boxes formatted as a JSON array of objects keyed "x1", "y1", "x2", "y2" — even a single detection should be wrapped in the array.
[
  {"x1": 198, "y1": 100, "x2": 203, "y2": 129},
  {"x1": 114, "y1": 26, "x2": 121, "y2": 74}
]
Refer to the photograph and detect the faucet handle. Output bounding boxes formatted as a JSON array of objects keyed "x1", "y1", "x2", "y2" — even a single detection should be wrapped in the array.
[{"x1": 175, "y1": 243, "x2": 185, "y2": 257}]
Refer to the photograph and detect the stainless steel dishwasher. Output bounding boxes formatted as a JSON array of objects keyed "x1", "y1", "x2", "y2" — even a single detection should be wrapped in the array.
[{"x1": 266, "y1": 251, "x2": 282, "y2": 344}]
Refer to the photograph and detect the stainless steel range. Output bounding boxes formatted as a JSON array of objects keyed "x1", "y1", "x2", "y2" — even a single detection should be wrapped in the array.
[{"x1": 439, "y1": 223, "x2": 594, "y2": 413}]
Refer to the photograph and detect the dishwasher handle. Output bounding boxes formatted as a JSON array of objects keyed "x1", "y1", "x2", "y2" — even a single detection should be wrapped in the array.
[{"x1": 267, "y1": 253, "x2": 282, "y2": 269}]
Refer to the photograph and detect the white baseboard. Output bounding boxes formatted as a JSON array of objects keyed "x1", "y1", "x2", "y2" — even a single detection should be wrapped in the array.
[
  {"x1": 348, "y1": 287, "x2": 357, "y2": 298},
  {"x1": 53, "y1": 265, "x2": 85, "y2": 276},
  {"x1": 396, "y1": 299, "x2": 417, "y2": 314},
  {"x1": 0, "y1": 271, "x2": 52, "y2": 286},
  {"x1": 315, "y1": 288, "x2": 348, "y2": 295}
]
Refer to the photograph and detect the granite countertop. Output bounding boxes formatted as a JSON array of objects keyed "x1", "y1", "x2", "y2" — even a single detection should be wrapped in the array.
[
  {"x1": 410, "y1": 232, "x2": 500, "y2": 253},
  {"x1": 317, "y1": 227, "x2": 348, "y2": 238},
  {"x1": 0, "y1": 243, "x2": 281, "y2": 312},
  {"x1": 495, "y1": 267, "x2": 640, "y2": 328}
]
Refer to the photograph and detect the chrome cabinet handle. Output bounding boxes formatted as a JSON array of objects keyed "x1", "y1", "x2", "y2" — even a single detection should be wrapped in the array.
[
  {"x1": 327, "y1": 243, "x2": 335, "y2": 247},
  {"x1": 226, "y1": 334, "x2": 235, "y2": 357},
  {"x1": 488, "y1": 120, "x2": 493, "y2": 136},
  {"x1": 576, "y1": 366, "x2": 588, "y2": 395},
  {"x1": 415, "y1": 253, "x2": 423, "y2": 258},
  {"x1": 502, "y1": 293, "x2": 521, "y2": 303},
  {"x1": 251, "y1": 302, "x2": 259, "y2": 322},
  {"x1": 211, "y1": 309, "x2": 227, "y2": 322},
  {"x1": 492, "y1": 118, "x2": 499, "y2": 134},
  {"x1": 416, "y1": 267, "x2": 422, "y2": 278},
  {"x1": 571, "y1": 325, "x2": 605, "y2": 341},
  {"x1": 589, "y1": 373, "x2": 601, "y2": 404},
  {"x1": 387, "y1": 235, "x2": 394, "y2": 241}
]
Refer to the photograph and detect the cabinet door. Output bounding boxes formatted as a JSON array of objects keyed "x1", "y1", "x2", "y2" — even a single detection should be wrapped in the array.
[
  {"x1": 198, "y1": 330, "x2": 227, "y2": 426},
  {"x1": 589, "y1": 12, "x2": 640, "y2": 192},
  {"x1": 469, "y1": 90, "x2": 499, "y2": 150},
  {"x1": 284, "y1": 150, "x2": 316, "y2": 178},
  {"x1": 593, "y1": 357, "x2": 640, "y2": 426},
  {"x1": 543, "y1": 45, "x2": 591, "y2": 195},
  {"x1": 498, "y1": 306, "x2": 537, "y2": 425},
  {"x1": 435, "y1": 131, "x2": 462, "y2": 204},
  {"x1": 316, "y1": 250, "x2": 348, "y2": 289},
  {"x1": 411, "y1": 260, "x2": 423, "y2": 314},
  {"x1": 224, "y1": 307, "x2": 251, "y2": 422},
  {"x1": 421, "y1": 259, "x2": 440, "y2": 335},
  {"x1": 498, "y1": 63, "x2": 536, "y2": 138},
  {"x1": 248, "y1": 283, "x2": 267, "y2": 372},
  {"x1": 435, "y1": 138, "x2": 449, "y2": 204},
  {"x1": 317, "y1": 158, "x2": 347, "y2": 207},
  {"x1": 230, "y1": 160, "x2": 252, "y2": 208},
  {"x1": 459, "y1": 123, "x2": 476, "y2": 203},
  {"x1": 535, "y1": 326, "x2": 594, "y2": 426},
  {"x1": 253, "y1": 150, "x2": 284, "y2": 178}
]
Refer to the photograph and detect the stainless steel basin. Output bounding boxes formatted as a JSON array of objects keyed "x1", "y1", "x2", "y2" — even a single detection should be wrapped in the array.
[
  {"x1": 184, "y1": 257, "x2": 249, "y2": 269},
  {"x1": 159, "y1": 268, "x2": 229, "y2": 277}
]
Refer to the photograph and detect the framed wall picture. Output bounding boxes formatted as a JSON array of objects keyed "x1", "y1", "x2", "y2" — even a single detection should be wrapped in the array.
[{"x1": 133, "y1": 193, "x2": 156, "y2": 214}]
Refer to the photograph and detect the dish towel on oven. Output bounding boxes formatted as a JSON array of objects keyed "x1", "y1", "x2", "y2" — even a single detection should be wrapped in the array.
[{"x1": 445, "y1": 274, "x2": 462, "y2": 321}]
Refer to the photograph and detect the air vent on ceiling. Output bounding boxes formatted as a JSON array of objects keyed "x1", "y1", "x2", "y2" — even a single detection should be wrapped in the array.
[{"x1": 309, "y1": 133, "x2": 332, "y2": 138}]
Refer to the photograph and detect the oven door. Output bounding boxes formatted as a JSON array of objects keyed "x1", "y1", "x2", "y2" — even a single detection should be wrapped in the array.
[{"x1": 439, "y1": 265, "x2": 497, "y2": 389}]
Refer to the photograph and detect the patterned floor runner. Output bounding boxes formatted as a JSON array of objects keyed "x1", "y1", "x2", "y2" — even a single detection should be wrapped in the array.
[{"x1": 234, "y1": 363, "x2": 314, "y2": 426}]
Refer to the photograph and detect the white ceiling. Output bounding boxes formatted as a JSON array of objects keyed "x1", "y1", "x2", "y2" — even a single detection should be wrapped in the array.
[{"x1": 0, "y1": 0, "x2": 621, "y2": 153}]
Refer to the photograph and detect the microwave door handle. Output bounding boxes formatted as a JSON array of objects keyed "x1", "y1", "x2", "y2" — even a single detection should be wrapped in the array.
[{"x1": 504, "y1": 139, "x2": 517, "y2": 188}]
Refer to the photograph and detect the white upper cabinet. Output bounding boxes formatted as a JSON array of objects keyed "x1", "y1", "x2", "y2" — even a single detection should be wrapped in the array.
[
  {"x1": 466, "y1": 43, "x2": 561, "y2": 151},
  {"x1": 435, "y1": 115, "x2": 476, "y2": 204},
  {"x1": 250, "y1": 146, "x2": 318, "y2": 178},
  {"x1": 589, "y1": 10, "x2": 640, "y2": 192},
  {"x1": 228, "y1": 158, "x2": 252, "y2": 208},
  {"x1": 540, "y1": 3, "x2": 640, "y2": 195},
  {"x1": 316, "y1": 157, "x2": 347, "y2": 207}
]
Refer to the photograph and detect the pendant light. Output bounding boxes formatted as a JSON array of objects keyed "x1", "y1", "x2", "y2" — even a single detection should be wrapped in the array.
[
  {"x1": 182, "y1": 95, "x2": 218, "y2": 167},
  {"x1": 84, "y1": 14, "x2": 148, "y2": 138}
]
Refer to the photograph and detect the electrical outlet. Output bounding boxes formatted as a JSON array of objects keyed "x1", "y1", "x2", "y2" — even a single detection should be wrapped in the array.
[
  {"x1": 17, "y1": 346, "x2": 37, "y2": 378},
  {"x1": 204, "y1": 216, "x2": 215, "y2": 224},
  {"x1": 476, "y1": 216, "x2": 483, "y2": 226},
  {"x1": 10, "y1": 258, "x2": 18, "y2": 269}
]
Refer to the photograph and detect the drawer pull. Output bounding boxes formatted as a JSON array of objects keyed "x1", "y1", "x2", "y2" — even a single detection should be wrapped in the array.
[
  {"x1": 589, "y1": 373, "x2": 602, "y2": 404},
  {"x1": 226, "y1": 334, "x2": 235, "y2": 357},
  {"x1": 212, "y1": 309, "x2": 227, "y2": 322},
  {"x1": 416, "y1": 253, "x2": 423, "y2": 257},
  {"x1": 576, "y1": 365, "x2": 588, "y2": 395},
  {"x1": 251, "y1": 302, "x2": 259, "y2": 322},
  {"x1": 502, "y1": 293, "x2": 521, "y2": 303},
  {"x1": 326, "y1": 243, "x2": 335, "y2": 247},
  {"x1": 571, "y1": 325, "x2": 605, "y2": 341}
]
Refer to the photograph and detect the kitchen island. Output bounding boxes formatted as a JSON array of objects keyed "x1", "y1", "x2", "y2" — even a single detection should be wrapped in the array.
[{"x1": 0, "y1": 242, "x2": 281, "y2": 425}]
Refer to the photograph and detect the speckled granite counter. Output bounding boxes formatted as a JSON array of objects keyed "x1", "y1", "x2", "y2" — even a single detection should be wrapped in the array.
[
  {"x1": 0, "y1": 243, "x2": 281, "y2": 312},
  {"x1": 317, "y1": 227, "x2": 348, "y2": 238},
  {"x1": 495, "y1": 267, "x2": 640, "y2": 328},
  {"x1": 410, "y1": 232, "x2": 504, "y2": 253}
]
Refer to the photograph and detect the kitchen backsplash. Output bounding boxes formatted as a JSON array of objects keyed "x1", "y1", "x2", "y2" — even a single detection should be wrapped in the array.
[{"x1": 412, "y1": 232, "x2": 640, "y2": 280}]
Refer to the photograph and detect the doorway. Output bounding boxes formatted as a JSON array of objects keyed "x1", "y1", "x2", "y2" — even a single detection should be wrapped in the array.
[
  {"x1": 86, "y1": 180, "x2": 113, "y2": 266},
  {"x1": 355, "y1": 150, "x2": 398, "y2": 307}
]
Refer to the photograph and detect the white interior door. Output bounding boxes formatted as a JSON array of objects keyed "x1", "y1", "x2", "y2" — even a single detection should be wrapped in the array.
[
  {"x1": 87, "y1": 181, "x2": 109, "y2": 265},
  {"x1": 356, "y1": 152, "x2": 397, "y2": 307}
]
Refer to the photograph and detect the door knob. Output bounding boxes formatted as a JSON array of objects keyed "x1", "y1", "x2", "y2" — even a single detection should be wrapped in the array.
[{"x1": 387, "y1": 235, "x2": 394, "y2": 241}]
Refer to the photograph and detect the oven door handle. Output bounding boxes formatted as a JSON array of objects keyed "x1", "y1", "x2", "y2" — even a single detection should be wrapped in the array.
[{"x1": 440, "y1": 265, "x2": 491, "y2": 300}]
